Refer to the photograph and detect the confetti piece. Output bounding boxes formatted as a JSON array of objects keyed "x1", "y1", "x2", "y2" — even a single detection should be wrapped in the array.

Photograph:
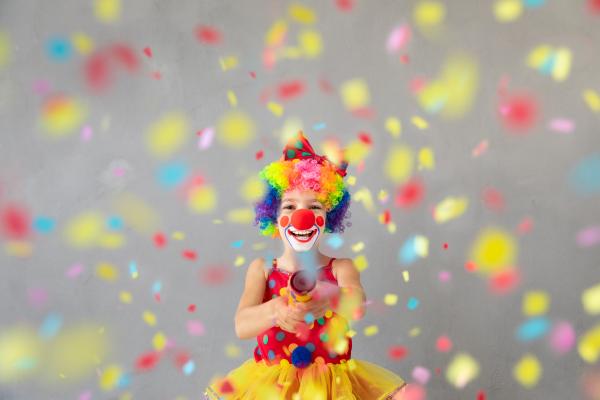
[
  {"x1": 153, "y1": 332, "x2": 167, "y2": 351},
  {"x1": 445, "y1": 352, "x2": 480, "y2": 389},
  {"x1": 66, "y1": 263, "x2": 84, "y2": 279},
  {"x1": 413, "y1": 0, "x2": 445, "y2": 36},
  {"x1": 407, "y1": 297, "x2": 420, "y2": 310},
  {"x1": 39, "y1": 313, "x2": 63, "y2": 340},
  {"x1": 94, "y1": 0, "x2": 121, "y2": 23},
  {"x1": 363, "y1": 325, "x2": 379, "y2": 337},
  {"x1": 526, "y1": 45, "x2": 572, "y2": 81},
  {"x1": 433, "y1": 196, "x2": 468, "y2": 223},
  {"x1": 568, "y1": 154, "x2": 600, "y2": 195},
  {"x1": 522, "y1": 291, "x2": 549, "y2": 316},
  {"x1": 384, "y1": 294, "x2": 398, "y2": 306},
  {"x1": 112, "y1": 192, "x2": 160, "y2": 235},
  {"x1": 576, "y1": 225, "x2": 600, "y2": 247},
  {"x1": 353, "y1": 254, "x2": 368, "y2": 272},
  {"x1": 195, "y1": 26, "x2": 222, "y2": 45},
  {"x1": 582, "y1": 283, "x2": 600, "y2": 315},
  {"x1": 386, "y1": 25, "x2": 411, "y2": 54},
  {"x1": 417, "y1": 147, "x2": 435, "y2": 170},
  {"x1": 395, "y1": 178, "x2": 424, "y2": 209},
  {"x1": 384, "y1": 144, "x2": 414, "y2": 184},
  {"x1": 142, "y1": 311, "x2": 157, "y2": 327},
  {"x1": 197, "y1": 127, "x2": 215, "y2": 150},
  {"x1": 340, "y1": 78, "x2": 370, "y2": 110},
  {"x1": 298, "y1": 29, "x2": 323, "y2": 58},
  {"x1": 39, "y1": 95, "x2": 87, "y2": 138},
  {"x1": 216, "y1": 110, "x2": 256, "y2": 149},
  {"x1": 146, "y1": 112, "x2": 190, "y2": 159},
  {"x1": 240, "y1": 176, "x2": 266, "y2": 203},
  {"x1": 187, "y1": 320, "x2": 205, "y2": 336},
  {"x1": 1, "y1": 204, "x2": 31, "y2": 240},
  {"x1": 219, "y1": 55, "x2": 239, "y2": 71},
  {"x1": 471, "y1": 139, "x2": 489, "y2": 157},
  {"x1": 0, "y1": 31, "x2": 10, "y2": 68},
  {"x1": 513, "y1": 354, "x2": 541, "y2": 388},
  {"x1": 336, "y1": 0, "x2": 354, "y2": 12},
  {"x1": 99, "y1": 364, "x2": 123, "y2": 391},
  {"x1": 182, "y1": 250, "x2": 197, "y2": 261},
  {"x1": 267, "y1": 101, "x2": 284, "y2": 116},
  {"x1": 135, "y1": 351, "x2": 160, "y2": 371},
  {"x1": 95, "y1": 262, "x2": 119, "y2": 282},
  {"x1": 119, "y1": 291, "x2": 132, "y2": 304},
  {"x1": 468, "y1": 227, "x2": 517, "y2": 276},
  {"x1": 583, "y1": 89, "x2": 600, "y2": 112},
  {"x1": 326, "y1": 234, "x2": 344, "y2": 249},
  {"x1": 515, "y1": 317, "x2": 550, "y2": 342},
  {"x1": 399, "y1": 235, "x2": 429, "y2": 265},
  {"x1": 498, "y1": 92, "x2": 539, "y2": 133},
  {"x1": 494, "y1": 0, "x2": 523, "y2": 22},
  {"x1": 548, "y1": 118, "x2": 575, "y2": 133},
  {"x1": 153, "y1": 232, "x2": 167, "y2": 248},
  {"x1": 579, "y1": 323, "x2": 600, "y2": 363},
  {"x1": 385, "y1": 117, "x2": 402, "y2": 137},
  {"x1": 226, "y1": 208, "x2": 254, "y2": 224},
  {"x1": 46, "y1": 37, "x2": 73, "y2": 62},
  {"x1": 548, "y1": 321, "x2": 575, "y2": 355},
  {"x1": 157, "y1": 162, "x2": 188, "y2": 188},
  {"x1": 436, "y1": 335, "x2": 453, "y2": 352}
]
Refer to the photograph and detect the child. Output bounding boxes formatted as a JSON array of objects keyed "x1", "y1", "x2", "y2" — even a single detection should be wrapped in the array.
[{"x1": 204, "y1": 132, "x2": 407, "y2": 399}]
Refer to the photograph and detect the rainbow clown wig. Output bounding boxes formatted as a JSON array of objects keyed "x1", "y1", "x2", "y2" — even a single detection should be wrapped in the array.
[{"x1": 253, "y1": 132, "x2": 351, "y2": 238}]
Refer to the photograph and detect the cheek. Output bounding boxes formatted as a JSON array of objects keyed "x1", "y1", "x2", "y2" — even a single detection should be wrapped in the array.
[
  {"x1": 316, "y1": 216, "x2": 325, "y2": 228},
  {"x1": 279, "y1": 215, "x2": 290, "y2": 227}
]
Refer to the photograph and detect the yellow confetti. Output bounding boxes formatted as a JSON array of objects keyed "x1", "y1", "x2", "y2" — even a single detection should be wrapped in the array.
[
  {"x1": 385, "y1": 117, "x2": 402, "y2": 137},
  {"x1": 227, "y1": 208, "x2": 254, "y2": 224},
  {"x1": 418, "y1": 147, "x2": 435, "y2": 170},
  {"x1": 351, "y1": 242, "x2": 365, "y2": 253},
  {"x1": 71, "y1": 32, "x2": 94, "y2": 55},
  {"x1": 344, "y1": 139, "x2": 371, "y2": 165},
  {"x1": 119, "y1": 291, "x2": 132, "y2": 304},
  {"x1": 235, "y1": 256, "x2": 246, "y2": 267},
  {"x1": 387, "y1": 221, "x2": 397, "y2": 234},
  {"x1": 98, "y1": 232, "x2": 125, "y2": 249},
  {"x1": 340, "y1": 79, "x2": 370, "y2": 110},
  {"x1": 95, "y1": 262, "x2": 119, "y2": 282},
  {"x1": 289, "y1": 3, "x2": 316, "y2": 24},
  {"x1": 402, "y1": 270, "x2": 410, "y2": 282},
  {"x1": 240, "y1": 176, "x2": 267, "y2": 203},
  {"x1": 227, "y1": 90, "x2": 238, "y2": 107},
  {"x1": 468, "y1": 226, "x2": 517, "y2": 276},
  {"x1": 353, "y1": 254, "x2": 368, "y2": 272},
  {"x1": 433, "y1": 196, "x2": 469, "y2": 223},
  {"x1": 40, "y1": 95, "x2": 87, "y2": 138},
  {"x1": 142, "y1": 311, "x2": 157, "y2": 327},
  {"x1": 578, "y1": 323, "x2": 600, "y2": 363},
  {"x1": 384, "y1": 144, "x2": 414, "y2": 184},
  {"x1": 0, "y1": 325, "x2": 42, "y2": 383},
  {"x1": 346, "y1": 175, "x2": 356, "y2": 186},
  {"x1": 188, "y1": 185, "x2": 217, "y2": 214},
  {"x1": 145, "y1": 112, "x2": 190, "y2": 159},
  {"x1": 522, "y1": 290, "x2": 549, "y2": 316},
  {"x1": 411, "y1": 116, "x2": 429, "y2": 130},
  {"x1": 64, "y1": 211, "x2": 104, "y2": 248},
  {"x1": 111, "y1": 192, "x2": 160, "y2": 235},
  {"x1": 153, "y1": 332, "x2": 166, "y2": 351},
  {"x1": 94, "y1": 0, "x2": 121, "y2": 23},
  {"x1": 446, "y1": 352, "x2": 480, "y2": 388},
  {"x1": 583, "y1": 89, "x2": 600, "y2": 113},
  {"x1": 172, "y1": 231, "x2": 185, "y2": 240},
  {"x1": 384, "y1": 294, "x2": 398, "y2": 306},
  {"x1": 363, "y1": 325, "x2": 379, "y2": 337},
  {"x1": 298, "y1": 29, "x2": 323, "y2": 58},
  {"x1": 582, "y1": 283, "x2": 600, "y2": 315},
  {"x1": 413, "y1": 0, "x2": 445, "y2": 37},
  {"x1": 513, "y1": 354, "x2": 542, "y2": 388},
  {"x1": 99, "y1": 364, "x2": 122, "y2": 391},
  {"x1": 378, "y1": 190, "x2": 389, "y2": 202},
  {"x1": 225, "y1": 343, "x2": 241, "y2": 358},
  {"x1": 216, "y1": 110, "x2": 256, "y2": 149},
  {"x1": 526, "y1": 45, "x2": 572, "y2": 82},
  {"x1": 494, "y1": 0, "x2": 523, "y2": 22},
  {"x1": 267, "y1": 101, "x2": 284, "y2": 117},
  {"x1": 265, "y1": 20, "x2": 288, "y2": 47},
  {"x1": 4, "y1": 241, "x2": 33, "y2": 258},
  {"x1": 353, "y1": 187, "x2": 375, "y2": 213},
  {"x1": 0, "y1": 31, "x2": 10, "y2": 68},
  {"x1": 219, "y1": 55, "x2": 239, "y2": 71},
  {"x1": 409, "y1": 326, "x2": 421, "y2": 337}
]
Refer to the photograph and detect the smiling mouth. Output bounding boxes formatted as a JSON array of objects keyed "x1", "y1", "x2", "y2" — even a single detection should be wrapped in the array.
[{"x1": 289, "y1": 228, "x2": 317, "y2": 243}]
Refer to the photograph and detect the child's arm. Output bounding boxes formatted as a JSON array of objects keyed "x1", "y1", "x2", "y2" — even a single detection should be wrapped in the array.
[
  {"x1": 234, "y1": 257, "x2": 276, "y2": 339},
  {"x1": 334, "y1": 258, "x2": 367, "y2": 320}
]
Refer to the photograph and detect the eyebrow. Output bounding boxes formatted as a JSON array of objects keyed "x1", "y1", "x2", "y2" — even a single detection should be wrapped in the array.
[{"x1": 281, "y1": 198, "x2": 322, "y2": 204}]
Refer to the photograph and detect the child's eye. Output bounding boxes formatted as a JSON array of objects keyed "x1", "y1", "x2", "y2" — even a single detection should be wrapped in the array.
[
  {"x1": 283, "y1": 205, "x2": 294, "y2": 210},
  {"x1": 310, "y1": 205, "x2": 322, "y2": 210}
]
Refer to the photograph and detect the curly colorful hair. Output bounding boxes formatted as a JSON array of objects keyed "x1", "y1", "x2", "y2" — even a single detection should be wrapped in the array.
[{"x1": 253, "y1": 157, "x2": 351, "y2": 238}]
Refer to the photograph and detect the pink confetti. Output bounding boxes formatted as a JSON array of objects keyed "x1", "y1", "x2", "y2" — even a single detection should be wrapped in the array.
[
  {"x1": 576, "y1": 225, "x2": 600, "y2": 247},
  {"x1": 548, "y1": 118, "x2": 575, "y2": 133},
  {"x1": 78, "y1": 390, "x2": 92, "y2": 400},
  {"x1": 548, "y1": 321, "x2": 575, "y2": 355},
  {"x1": 66, "y1": 263, "x2": 84, "y2": 279},
  {"x1": 471, "y1": 139, "x2": 489, "y2": 158},
  {"x1": 32, "y1": 79, "x2": 51, "y2": 95},
  {"x1": 438, "y1": 270, "x2": 451, "y2": 282},
  {"x1": 386, "y1": 25, "x2": 411, "y2": 54},
  {"x1": 81, "y1": 125, "x2": 93, "y2": 141},
  {"x1": 412, "y1": 366, "x2": 431, "y2": 385},
  {"x1": 187, "y1": 320, "x2": 205, "y2": 336},
  {"x1": 197, "y1": 127, "x2": 215, "y2": 150},
  {"x1": 27, "y1": 287, "x2": 48, "y2": 309}
]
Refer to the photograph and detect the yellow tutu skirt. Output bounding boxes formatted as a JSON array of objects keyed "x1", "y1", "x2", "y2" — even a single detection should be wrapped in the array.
[{"x1": 203, "y1": 357, "x2": 407, "y2": 400}]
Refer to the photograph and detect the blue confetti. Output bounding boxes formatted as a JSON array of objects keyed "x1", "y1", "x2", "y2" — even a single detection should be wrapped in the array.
[
  {"x1": 326, "y1": 234, "x2": 344, "y2": 249},
  {"x1": 313, "y1": 122, "x2": 326, "y2": 131},
  {"x1": 524, "y1": 0, "x2": 545, "y2": 8},
  {"x1": 157, "y1": 162, "x2": 188, "y2": 188},
  {"x1": 129, "y1": 261, "x2": 138, "y2": 278},
  {"x1": 46, "y1": 37, "x2": 72, "y2": 61},
  {"x1": 107, "y1": 216, "x2": 123, "y2": 230},
  {"x1": 399, "y1": 236, "x2": 418, "y2": 265},
  {"x1": 152, "y1": 280, "x2": 162, "y2": 295},
  {"x1": 230, "y1": 239, "x2": 244, "y2": 248},
  {"x1": 407, "y1": 297, "x2": 419, "y2": 310},
  {"x1": 569, "y1": 153, "x2": 600, "y2": 195},
  {"x1": 516, "y1": 317, "x2": 550, "y2": 342},
  {"x1": 33, "y1": 216, "x2": 55, "y2": 233},
  {"x1": 39, "y1": 313, "x2": 62, "y2": 339},
  {"x1": 183, "y1": 360, "x2": 195, "y2": 375}
]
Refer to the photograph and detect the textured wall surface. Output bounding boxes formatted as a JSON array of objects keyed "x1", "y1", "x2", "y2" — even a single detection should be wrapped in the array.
[{"x1": 1, "y1": 0, "x2": 599, "y2": 399}]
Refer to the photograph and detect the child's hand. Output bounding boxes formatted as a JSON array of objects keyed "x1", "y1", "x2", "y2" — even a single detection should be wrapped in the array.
[{"x1": 271, "y1": 296, "x2": 306, "y2": 334}]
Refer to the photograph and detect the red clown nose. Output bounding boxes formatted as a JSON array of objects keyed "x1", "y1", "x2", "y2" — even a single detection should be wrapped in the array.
[{"x1": 291, "y1": 209, "x2": 315, "y2": 230}]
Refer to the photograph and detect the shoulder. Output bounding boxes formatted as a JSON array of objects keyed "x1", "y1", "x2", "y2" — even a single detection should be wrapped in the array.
[
  {"x1": 247, "y1": 257, "x2": 269, "y2": 281},
  {"x1": 331, "y1": 258, "x2": 359, "y2": 280}
]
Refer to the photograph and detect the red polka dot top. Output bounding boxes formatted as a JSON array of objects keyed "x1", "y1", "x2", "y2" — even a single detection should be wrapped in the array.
[{"x1": 253, "y1": 257, "x2": 353, "y2": 366}]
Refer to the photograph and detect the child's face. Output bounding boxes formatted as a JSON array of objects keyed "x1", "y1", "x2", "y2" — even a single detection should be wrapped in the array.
[{"x1": 277, "y1": 189, "x2": 327, "y2": 252}]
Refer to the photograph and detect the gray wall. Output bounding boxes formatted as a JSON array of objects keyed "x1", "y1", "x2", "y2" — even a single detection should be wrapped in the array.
[{"x1": 1, "y1": 1, "x2": 599, "y2": 399}]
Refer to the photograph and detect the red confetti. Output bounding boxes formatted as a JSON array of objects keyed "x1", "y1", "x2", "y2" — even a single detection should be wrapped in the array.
[
  {"x1": 395, "y1": 178, "x2": 424, "y2": 209},
  {"x1": 84, "y1": 53, "x2": 111, "y2": 91},
  {"x1": 436, "y1": 335, "x2": 453, "y2": 352},
  {"x1": 1, "y1": 204, "x2": 30, "y2": 240},
  {"x1": 482, "y1": 187, "x2": 505, "y2": 211},
  {"x1": 195, "y1": 26, "x2": 222, "y2": 45},
  {"x1": 151, "y1": 71, "x2": 162, "y2": 80},
  {"x1": 409, "y1": 77, "x2": 427, "y2": 93},
  {"x1": 143, "y1": 47, "x2": 153, "y2": 58},
  {"x1": 464, "y1": 261, "x2": 477, "y2": 272},
  {"x1": 489, "y1": 268, "x2": 521, "y2": 294},
  {"x1": 277, "y1": 80, "x2": 305, "y2": 101},
  {"x1": 187, "y1": 304, "x2": 196, "y2": 312},
  {"x1": 135, "y1": 351, "x2": 161, "y2": 371},
  {"x1": 200, "y1": 265, "x2": 231, "y2": 285},
  {"x1": 351, "y1": 106, "x2": 376, "y2": 119},
  {"x1": 588, "y1": 0, "x2": 600, "y2": 13},
  {"x1": 498, "y1": 92, "x2": 539, "y2": 133},
  {"x1": 182, "y1": 250, "x2": 197, "y2": 261},
  {"x1": 336, "y1": 0, "x2": 354, "y2": 11},
  {"x1": 255, "y1": 150, "x2": 264, "y2": 160},
  {"x1": 219, "y1": 379, "x2": 235, "y2": 394},
  {"x1": 399, "y1": 54, "x2": 410, "y2": 64},
  {"x1": 516, "y1": 216, "x2": 533, "y2": 235},
  {"x1": 173, "y1": 350, "x2": 191, "y2": 369},
  {"x1": 358, "y1": 131, "x2": 372, "y2": 145},
  {"x1": 249, "y1": 71, "x2": 256, "y2": 79},
  {"x1": 477, "y1": 390, "x2": 487, "y2": 400},
  {"x1": 382, "y1": 209, "x2": 391, "y2": 224},
  {"x1": 443, "y1": 242, "x2": 448, "y2": 249},
  {"x1": 110, "y1": 43, "x2": 139, "y2": 72},
  {"x1": 319, "y1": 78, "x2": 334, "y2": 94},
  {"x1": 388, "y1": 345, "x2": 408, "y2": 360},
  {"x1": 154, "y1": 293, "x2": 161, "y2": 302},
  {"x1": 153, "y1": 232, "x2": 167, "y2": 248}
]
